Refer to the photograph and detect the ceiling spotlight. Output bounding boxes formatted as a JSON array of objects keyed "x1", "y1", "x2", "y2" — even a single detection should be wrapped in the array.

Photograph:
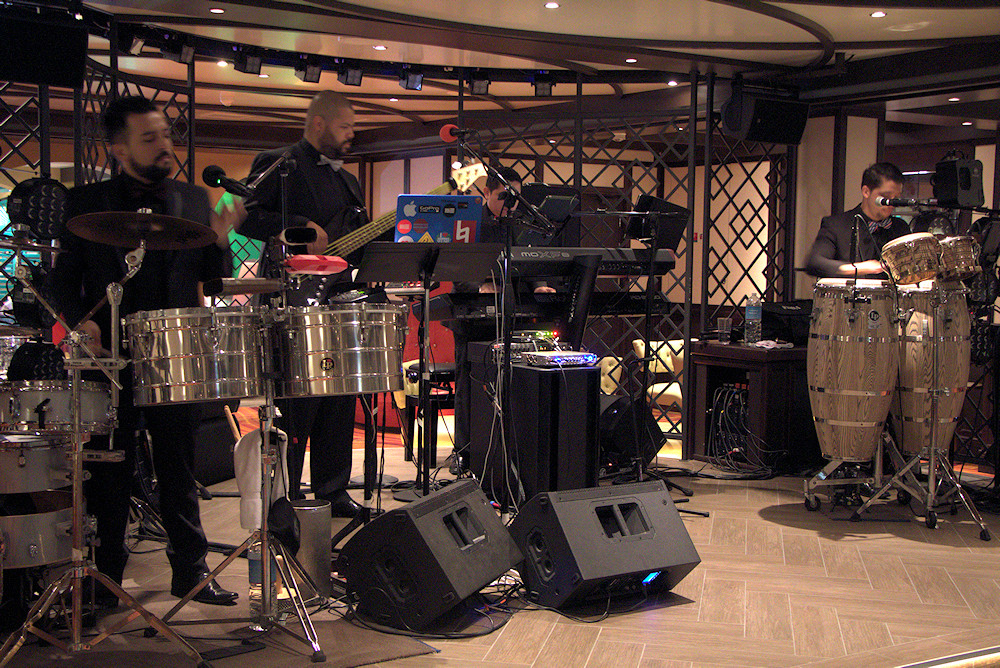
[
  {"x1": 469, "y1": 69, "x2": 490, "y2": 96},
  {"x1": 161, "y1": 38, "x2": 195, "y2": 65},
  {"x1": 667, "y1": 80, "x2": 679, "y2": 87},
  {"x1": 545, "y1": 1, "x2": 559, "y2": 8},
  {"x1": 294, "y1": 56, "x2": 322, "y2": 83},
  {"x1": 259, "y1": 73, "x2": 269, "y2": 79},
  {"x1": 373, "y1": 45, "x2": 387, "y2": 51},
  {"x1": 948, "y1": 97, "x2": 960, "y2": 102},
  {"x1": 389, "y1": 97, "x2": 398, "y2": 102},
  {"x1": 209, "y1": 7, "x2": 225, "y2": 13},
  {"x1": 625, "y1": 58, "x2": 637, "y2": 64},
  {"x1": 963, "y1": 121, "x2": 973, "y2": 126},
  {"x1": 234, "y1": 48, "x2": 262, "y2": 75},
  {"x1": 399, "y1": 67, "x2": 423, "y2": 91},
  {"x1": 337, "y1": 62, "x2": 363, "y2": 86},
  {"x1": 217, "y1": 60, "x2": 228, "y2": 67},
  {"x1": 870, "y1": 10, "x2": 886, "y2": 18},
  {"x1": 533, "y1": 73, "x2": 554, "y2": 97}
]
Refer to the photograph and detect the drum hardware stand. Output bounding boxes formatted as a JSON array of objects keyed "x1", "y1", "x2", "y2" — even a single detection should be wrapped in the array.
[
  {"x1": 849, "y1": 285, "x2": 991, "y2": 540},
  {"x1": 150, "y1": 308, "x2": 327, "y2": 663},
  {"x1": 1, "y1": 269, "x2": 211, "y2": 667}
]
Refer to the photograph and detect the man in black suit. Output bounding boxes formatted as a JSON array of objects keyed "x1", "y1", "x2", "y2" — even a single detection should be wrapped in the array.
[
  {"x1": 49, "y1": 95, "x2": 242, "y2": 605},
  {"x1": 240, "y1": 90, "x2": 374, "y2": 517},
  {"x1": 805, "y1": 162, "x2": 911, "y2": 278}
]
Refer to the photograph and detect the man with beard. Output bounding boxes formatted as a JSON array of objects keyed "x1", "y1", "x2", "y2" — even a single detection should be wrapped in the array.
[
  {"x1": 49, "y1": 95, "x2": 243, "y2": 605},
  {"x1": 239, "y1": 91, "x2": 378, "y2": 517}
]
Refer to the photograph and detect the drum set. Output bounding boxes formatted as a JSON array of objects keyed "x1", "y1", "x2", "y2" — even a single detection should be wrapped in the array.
[
  {"x1": 804, "y1": 231, "x2": 991, "y2": 540},
  {"x1": 0, "y1": 211, "x2": 409, "y2": 664}
]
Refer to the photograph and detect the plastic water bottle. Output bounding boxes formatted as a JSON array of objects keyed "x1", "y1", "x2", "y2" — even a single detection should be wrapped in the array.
[
  {"x1": 745, "y1": 291, "x2": 762, "y2": 345},
  {"x1": 247, "y1": 538, "x2": 277, "y2": 621}
]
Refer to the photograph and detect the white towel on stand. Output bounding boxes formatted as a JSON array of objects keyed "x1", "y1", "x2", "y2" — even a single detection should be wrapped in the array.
[{"x1": 233, "y1": 427, "x2": 289, "y2": 530}]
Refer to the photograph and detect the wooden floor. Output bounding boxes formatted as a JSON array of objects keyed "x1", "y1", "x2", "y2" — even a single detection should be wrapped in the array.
[{"x1": 7, "y1": 440, "x2": 1000, "y2": 667}]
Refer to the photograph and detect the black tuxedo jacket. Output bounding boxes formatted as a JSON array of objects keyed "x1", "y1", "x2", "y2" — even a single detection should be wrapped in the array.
[
  {"x1": 49, "y1": 175, "x2": 229, "y2": 351},
  {"x1": 805, "y1": 204, "x2": 911, "y2": 278}
]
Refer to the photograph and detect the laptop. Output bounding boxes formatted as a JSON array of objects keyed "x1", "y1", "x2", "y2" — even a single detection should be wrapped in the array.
[{"x1": 394, "y1": 194, "x2": 483, "y2": 243}]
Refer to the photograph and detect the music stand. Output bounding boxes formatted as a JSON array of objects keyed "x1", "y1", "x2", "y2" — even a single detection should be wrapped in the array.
[{"x1": 354, "y1": 242, "x2": 503, "y2": 505}]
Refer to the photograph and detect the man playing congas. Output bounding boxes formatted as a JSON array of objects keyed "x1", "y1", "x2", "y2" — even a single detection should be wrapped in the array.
[{"x1": 806, "y1": 162, "x2": 910, "y2": 279}]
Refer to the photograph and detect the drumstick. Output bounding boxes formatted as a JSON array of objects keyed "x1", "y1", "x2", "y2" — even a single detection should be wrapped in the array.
[{"x1": 224, "y1": 405, "x2": 241, "y2": 440}]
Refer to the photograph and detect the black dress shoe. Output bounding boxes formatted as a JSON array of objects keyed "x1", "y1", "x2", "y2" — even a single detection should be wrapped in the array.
[
  {"x1": 323, "y1": 491, "x2": 362, "y2": 518},
  {"x1": 171, "y1": 572, "x2": 239, "y2": 606}
]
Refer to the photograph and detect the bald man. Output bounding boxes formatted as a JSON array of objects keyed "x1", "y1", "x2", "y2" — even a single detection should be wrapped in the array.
[{"x1": 241, "y1": 91, "x2": 386, "y2": 518}]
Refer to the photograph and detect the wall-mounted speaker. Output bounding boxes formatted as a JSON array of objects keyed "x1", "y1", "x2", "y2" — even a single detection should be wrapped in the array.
[
  {"x1": 508, "y1": 480, "x2": 700, "y2": 609},
  {"x1": 721, "y1": 92, "x2": 809, "y2": 146},
  {"x1": 336, "y1": 480, "x2": 522, "y2": 631}
]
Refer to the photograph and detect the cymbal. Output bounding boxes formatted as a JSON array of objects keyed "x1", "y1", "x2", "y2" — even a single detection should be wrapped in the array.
[
  {"x1": 0, "y1": 236, "x2": 63, "y2": 254},
  {"x1": 67, "y1": 211, "x2": 217, "y2": 250}
]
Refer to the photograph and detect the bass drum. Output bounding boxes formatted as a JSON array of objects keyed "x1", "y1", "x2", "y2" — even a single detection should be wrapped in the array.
[
  {"x1": 275, "y1": 304, "x2": 408, "y2": 397},
  {"x1": 895, "y1": 282, "x2": 971, "y2": 456},
  {"x1": 807, "y1": 279, "x2": 898, "y2": 462}
]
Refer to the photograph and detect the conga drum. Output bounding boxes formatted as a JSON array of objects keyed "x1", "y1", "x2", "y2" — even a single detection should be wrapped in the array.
[
  {"x1": 808, "y1": 279, "x2": 898, "y2": 461},
  {"x1": 881, "y1": 233, "x2": 941, "y2": 285},
  {"x1": 894, "y1": 281, "x2": 971, "y2": 456}
]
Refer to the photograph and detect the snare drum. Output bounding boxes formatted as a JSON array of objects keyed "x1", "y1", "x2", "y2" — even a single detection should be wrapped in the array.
[
  {"x1": 276, "y1": 303, "x2": 408, "y2": 397},
  {"x1": 0, "y1": 436, "x2": 70, "y2": 494},
  {"x1": 881, "y1": 233, "x2": 941, "y2": 285},
  {"x1": 0, "y1": 381, "x2": 112, "y2": 434},
  {"x1": 895, "y1": 282, "x2": 971, "y2": 456},
  {"x1": 938, "y1": 236, "x2": 980, "y2": 282},
  {"x1": 124, "y1": 306, "x2": 263, "y2": 406},
  {"x1": 807, "y1": 279, "x2": 898, "y2": 462}
]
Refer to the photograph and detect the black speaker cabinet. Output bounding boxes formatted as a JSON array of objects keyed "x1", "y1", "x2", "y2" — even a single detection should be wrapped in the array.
[
  {"x1": 722, "y1": 92, "x2": 809, "y2": 145},
  {"x1": 509, "y1": 480, "x2": 700, "y2": 609},
  {"x1": 469, "y1": 353, "x2": 600, "y2": 504},
  {"x1": 0, "y1": 13, "x2": 88, "y2": 89},
  {"x1": 336, "y1": 479, "x2": 522, "y2": 631},
  {"x1": 598, "y1": 395, "x2": 665, "y2": 472}
]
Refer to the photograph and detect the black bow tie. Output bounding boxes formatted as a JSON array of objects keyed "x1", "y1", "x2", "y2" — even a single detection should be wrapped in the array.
[{"x1": 124, "y1": 177, "x2": 168, "y2": 202}]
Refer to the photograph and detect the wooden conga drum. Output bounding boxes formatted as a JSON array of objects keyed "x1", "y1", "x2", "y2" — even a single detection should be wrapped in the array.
[
  {"x1": 894, "y1": 281, "x2": 971, "y2": 456},
  {"x1": 808, "y1": 279, "x2": 898, "y2": 461}
]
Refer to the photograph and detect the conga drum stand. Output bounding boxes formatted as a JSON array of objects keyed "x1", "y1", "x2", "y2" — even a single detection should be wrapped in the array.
[
  {"x1": 850, "y1": 284, "x2": 990, "y2": 540},
  {"x1": 1, "y1": 268, "x2": 209, "y2": 667}
]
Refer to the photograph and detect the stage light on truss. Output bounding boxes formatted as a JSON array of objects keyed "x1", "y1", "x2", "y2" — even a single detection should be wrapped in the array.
[
  {"x1": 295, "y1": 56, "x2": 322, "y2": 83},
  {"x1": 337, "y1": 63, "x2": 363, "y2": 86},
  {"x1": 234, "y1": 48, "x2": 262, "y2": 75},
  {"x1": 162, "y1": 38, "x2": 195, "y2": 64},
  {"x1": 469, "y1": 70, "x2": 490, "y2": 96},
  {"x1": 399, "y1": 67, "x2": 423, "y2": 91},
  {"x1": 117, "y1": 27, "x2": 145, "y2": 55},
  {"x1": 533, "y1": 73, "x2": 554, "y2": 97}
]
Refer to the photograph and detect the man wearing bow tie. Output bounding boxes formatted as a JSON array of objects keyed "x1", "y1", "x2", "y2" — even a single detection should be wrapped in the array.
[
  {"x1": 240, "y1": 91, "x2": 378, "y2": 518},
  {"x1": 805, "y1": 162, "x2": 910, "y2": 278},
  {"x1": 49, "y1": 95, "x2": 243, "y2": 607}
]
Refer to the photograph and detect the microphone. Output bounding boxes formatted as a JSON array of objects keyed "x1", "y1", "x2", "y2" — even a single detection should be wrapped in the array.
[
  {"x1": 439, "y1": 124, "x2": 476, "y2": 143},
  {"x1": 875, "y1": 195, "x2": 922, "y2": 207},
  {"x1": 202, "y1": 165, "x2": 253, "y2": 198}
]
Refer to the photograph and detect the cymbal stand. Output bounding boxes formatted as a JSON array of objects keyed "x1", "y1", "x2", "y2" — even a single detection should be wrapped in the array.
[
  {"x1": 851, "y1": 284, "x2": 990, "y2": 540},
  {"x1": 153, "y1": 307, "x2": 326, "y2": 662},
  {"x1": 1, "y1": 263, "x2": 209, "y2": 666}
]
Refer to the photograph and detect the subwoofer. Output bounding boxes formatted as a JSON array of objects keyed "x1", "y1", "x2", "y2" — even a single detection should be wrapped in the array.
[
  {"x1": 598, "y1": 395, "x2": 664, "y2": 472},
  {"x1": 509, "y1": 480, "x2": 700, "y2": 609},
  {"x1": 336, "y1": 480, "x2": 522, "y2": 631}
]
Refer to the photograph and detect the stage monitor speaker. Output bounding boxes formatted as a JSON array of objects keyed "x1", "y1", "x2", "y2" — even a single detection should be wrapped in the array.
[
  {"x1": 509, "y1": 480, "x2": 700, "y2": 609},
  {"x1": 599, "y1": 395, "x2": 664, "y2": 472},
  {"x1": 0, "y1": 13, "x2": 88, "y2": 89},
  {"x1": 336, "y1": 479, "x2": 522, "y2": 631},
  {"x1": 722, "y1": 92, "x2": 809, "y2": 145}
]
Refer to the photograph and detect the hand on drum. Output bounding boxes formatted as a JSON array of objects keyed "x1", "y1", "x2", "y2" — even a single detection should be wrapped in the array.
[{"x1": 838, "y1": 259, "x2": 885, "y2": 276}]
